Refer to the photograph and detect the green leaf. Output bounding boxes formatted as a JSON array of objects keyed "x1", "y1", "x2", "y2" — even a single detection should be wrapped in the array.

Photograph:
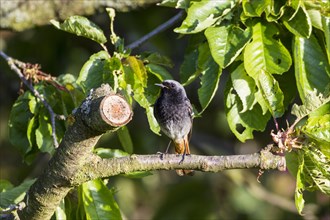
[
  {"x1": 322, "y1": 16, "x2": 330, "y2": 65},
  {"x1": 77, "y1": 51, "x2": 110, "y2": 92},
  {"x1": 303, "y1": 114, "x2": 330, "y2": 143},
  {"x1": 205, "y1": 25, "x2": 252, "y2": 68},
  {"x1": 174, "y1": 0, "x2": 237, "y2": 34},
  {"x1": 158, "y1": 0, "x2": 190, "y2": 9},
  {"x1": 0, "y1": 179, "x2": 13, "y2": 193},
  {"x1": 117, "y1": 126, "x2": 133, "y2": 154},
  {"x1": 242, "y1": 0, "x2": 271, "y2": 17},
  {"x1": 8, "y1": 93, "x2": 34, "y2": 156},
  {"x1": 0, "y1": 179, "x2": 36, "y2": 208},
  {"x1": 257, "y1": 70, "x2": 285, "y2": 118},
  {"x1": 282, "y1": 5, "x2": 312, "y2": 38},
  {"x1": 225, "y1": 80, "x2": 270, "y2": 142},
  {"x1": 197, "y1": 43, "x2": 221, "y2": 113},
  {"x1": 295, "y1": 152, "x2": 305, "y2": 215},
  {"x1": 146, "y1": 64, "x2": 173, "y2": 81},
  {"x1": 81, "y1": 179, "x2": 122, "y2": 220},
  {"x1": 35, "y1": 111, "x2": 54, "y2": 154},
  {"x1": 142, "y1": 52, "x2": 174, "y2": 68},
  {"x1": 291, "y1": 89, "x2": 330, "y2": 120},
  {"x1": 231, "y1": 64, "x2": 256, "y2": 113},
  {"x1": 50, "y1": 16, "x2": 107, "y2": 44},
  {"x1": 244, "y1": 21, "x2": 292, "y2": 77},
  {"x1": 54, "y1": 199, "x2": 67, "y2": 220},
  {"x1": 122, "y1": 56, "x2": 160, "y2": 134},
  {"x1": 293, "y1": 34, "x2": 330, "y2": 103},
  {"x1": 179, "y1": 47, "x2": 200, "y2": 85}
]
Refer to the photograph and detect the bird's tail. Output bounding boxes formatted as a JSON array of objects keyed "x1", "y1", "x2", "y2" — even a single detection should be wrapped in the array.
[{"x1": 174, "y1": 137, "x2": 194, "y2": 176}]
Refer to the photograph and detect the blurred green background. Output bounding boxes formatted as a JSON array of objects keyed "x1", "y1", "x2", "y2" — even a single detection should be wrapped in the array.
[{"x1": 0, "y1": 4, "x2": 329, "y2": 220}]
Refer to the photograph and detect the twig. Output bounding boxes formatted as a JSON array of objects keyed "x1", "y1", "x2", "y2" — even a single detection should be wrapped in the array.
[
  {"x1": 0, "y1": 51, "x2": 59, "y2": 148},
  {"x1": 125, "y1": 10, "x2": 184, "y2": 50}
]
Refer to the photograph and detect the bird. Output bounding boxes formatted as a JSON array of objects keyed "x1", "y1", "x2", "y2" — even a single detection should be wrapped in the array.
[{"x1": 153, "y1": 79, "x2": 194, "y2": 176}]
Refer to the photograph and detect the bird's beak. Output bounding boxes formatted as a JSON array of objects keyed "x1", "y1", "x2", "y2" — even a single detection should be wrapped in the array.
[{"x1": 155, "y1": 83, "x2": 167, "y2": 89}]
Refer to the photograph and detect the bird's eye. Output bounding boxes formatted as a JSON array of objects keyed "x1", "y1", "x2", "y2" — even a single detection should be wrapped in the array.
[{"x1": 169, "y1": 83, "x2": 175, "y2": 88}]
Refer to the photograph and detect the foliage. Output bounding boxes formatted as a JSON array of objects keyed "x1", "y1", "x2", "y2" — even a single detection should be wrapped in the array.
[{"x1": 2, "y1": 0, "x2": 330, "y2": 218}]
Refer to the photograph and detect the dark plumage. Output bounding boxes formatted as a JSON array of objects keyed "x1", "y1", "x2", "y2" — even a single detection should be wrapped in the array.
[{"x1": 154, "y1": 80, "x2": 194, "y2": 176}]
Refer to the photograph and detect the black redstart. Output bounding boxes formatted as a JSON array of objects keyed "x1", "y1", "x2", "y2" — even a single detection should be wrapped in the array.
[{"x1": 154, "y1": 80, "x2": 194, "y2": 176}]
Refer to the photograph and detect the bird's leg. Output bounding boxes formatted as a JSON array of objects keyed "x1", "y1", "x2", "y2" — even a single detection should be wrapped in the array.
[
  {"x1": 179, "y1": 140, "x2": 187, "y2": 164},
  {"x1": 157, "y1": 140, "x2": 172, "y2": 160}
]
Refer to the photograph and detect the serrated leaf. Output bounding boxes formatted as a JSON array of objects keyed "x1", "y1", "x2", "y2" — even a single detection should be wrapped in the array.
[
  {"x1": 293, "y1": 34, "x2": 330, "y2": 103},
  {"x1": 291, "y1": 89, "x2": 330, "y2": 120},
  {"x1": 197, "y1": 43, "x2": 221, "y2": 113},
  {"x1": 257, "y1": 70, "x2": 285, "y2": 118},
  {"x1": 303, "y1": 147, "x2": 330, "y2": 195},
  {"x1": 205, "y1": 25, "x2": 252, "y2": 68},
  {"x1": 231, "y1": 64, "x2": 256, "y2": 113},
  {"x1": 50, "y1": 16, "x2": 107, "y2": 44},
  {"x1": 117, "y1": 126, "x2": 133, "y2": 154},
  {"x1": 77, "y1": 51, "x2": 110, "y2": 92},
  {"x1": 174, "y1": 0, "x2": 236, "y2": 34},
  {"x1": 282, "y1": 5, "x2": 312, "y2": 38},
  {"x1": 244, "y1": 21, "x2": 292, "y2": 77},
  {"x1": 303, "y1": 114, "x2": 330, "y2": 143},
  {"x1": 81, "y1": 179, "x2": 122, "y2": 220},
  {"x1": 242, "y1": 0, "x2": 271, "y2": 17},
  {"x1": 225, "y1": 81, "x2": 270, "y2": 142},
  {"x1": 0, "y1": 179, "x2": 36, "y2": 208}
]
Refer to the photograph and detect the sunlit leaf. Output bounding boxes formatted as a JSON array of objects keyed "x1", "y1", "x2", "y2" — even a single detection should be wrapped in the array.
[
  {"x1": 0, "y1": 179, "x2": 36, "y2": 208},
  {"x1": 282, "y1": 5, "x2": 312, "y2": 38},
  {"x1": 257, "y1": 70, "x2": 284, "y2": 118},
  {"x1": 174, "y1": 0, "x2": 236, "y2": 34},
  {"x1": 146, "y1": 64, "x2": 173, "y2": 81},
  {"x1": 197, "y1": 43, "x2": 221, "y2": 113},
  {"x1": 50, "y1": 16, "x2": 107, "y2": 44},
  {"x1": 293, "y1": 34, "x2": 330, "y2": 103},
  {"x1": 117, "y1": 126, "x2": 133, "y2": 154},
  {"x1": 303, "y1": 114, "x2": 330, "y2": 143},
  {"x1": 77, "y1": 51, "x2": 110, "y2": 93},
  {"x1": 205, "y1": 25, "x2": 251, "y2": 68},
  {"x1": 82, "y1": 179, "x2": 122, "y2": 220},
  {"x1": 231, "y1": 64, "x2": 256, "y2": 113},
  {"x1": 244, "y1": 21, "x2": 292, "y2": 77},
  {"x1": 35, "y1": 111, "x2": 54, "y2": 154},
  {"x1": 225, "y1": 81, "x2": 270, "y2": 142},
  {"x1": 242, "y1": 0, "x2": 271, "y2": 17}
]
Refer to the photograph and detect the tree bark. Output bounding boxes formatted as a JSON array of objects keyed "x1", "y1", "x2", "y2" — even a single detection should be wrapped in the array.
[
  {"x1": 0, "y1": 0, "x2": 161, "y2": 31},
  {"x1": 17, "y1": 84, "x2": 132, "y2": 220}
]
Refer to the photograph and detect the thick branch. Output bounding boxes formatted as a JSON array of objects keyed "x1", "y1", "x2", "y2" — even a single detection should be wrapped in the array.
[
  {"x1": 1, "y1": 0, "x2": 161, "y2": 31},
  {"x1": 17, "y1": 85, "x2": 132, "y2": 220}
]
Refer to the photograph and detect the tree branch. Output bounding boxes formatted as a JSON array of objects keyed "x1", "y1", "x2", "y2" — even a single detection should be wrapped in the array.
[
  {"x1": 73, "y1": 149, "x2": 285, "y2": 185},
  {"x1": 125, "y1": 10, "x2": 184, "y2": 50},
  {"x1": 1, "y1": 0, "x2": 162, "y2": 31},
  {"x1": 0, "y1": 51, "x2": 59, "y2": 148}
]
